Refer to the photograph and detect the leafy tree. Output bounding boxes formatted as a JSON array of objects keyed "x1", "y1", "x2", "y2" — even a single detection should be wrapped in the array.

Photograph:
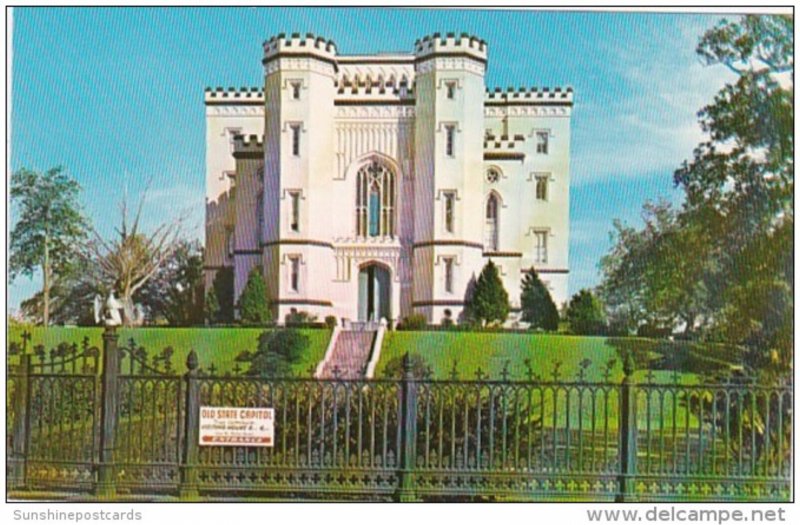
[
  {"x1": 463, "y1": 260, "x2": 510, "y2": 326},
  {"x1": 599, "y1": 201, "x2": 713, "y2": 335},
  {"x1": 238, "y1": 267, "x2": 271, "y2": 326},
  {"x1": 244, "y1": 329, "x2": 309, "y2": 377},
  {"x1": 10, "y1": 167, "x2": 88, "y2": 326},
  {"x1": 207, "y1": 266, "x2": 234, "y2": 324},
  {"x1": 137, "y1": 240, "x2": 204, "y2": 326},
  {"x1": 599, "y1": 15, "x2": 793, "y2": 369},
  {"x1": 520, "y1": 268, "x2": 559, "y2": 331},
  {"x1": 566, "y1": 289, "x2": 607, "y2": 336},
  {"x1": 20, "y1": 267, "x2": 103, "y2": 326},
  {"x1": 679, "y1": 15, "x2": 792, "y2": 373}
]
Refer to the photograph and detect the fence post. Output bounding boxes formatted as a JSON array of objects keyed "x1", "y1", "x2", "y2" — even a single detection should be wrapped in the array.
[
  {"x1": 396, "y1": 353, "x2": 418, "y2": 502},
  {"x1": 96, "y1": 326, "x2": 120, "y2": 499},
  {"x1": 616, "y1": 351, "x2": 637, "y2": 502},
  {"x1": 179, "y1": 350, "x2": 201, "y2": 500},
  {"x1": 9, "y1": 352, "x2": 31, "y2": 490}
]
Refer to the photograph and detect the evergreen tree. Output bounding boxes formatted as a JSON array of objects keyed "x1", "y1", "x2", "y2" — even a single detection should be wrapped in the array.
[
  {"x1": 520, "y1": 268, "x2": 560, "y2": 331},
  {"x1": 238, "y1": 267, "x2": 271, "y2": 326},
  {"x1": 204, "y1": 287, "x2": 220, "y2": 325},
  {"x1": 464, "y1": 260, "x2": 510, "y2": 326},
  {"x1": 566, "y1": 289, "x2": 607, "y2": 336},
  {"x1": 209, "y1": 266, "x2": 234, "y2": 324}
]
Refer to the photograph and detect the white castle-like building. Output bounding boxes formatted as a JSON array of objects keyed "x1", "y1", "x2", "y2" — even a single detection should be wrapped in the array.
[{"x1": 205, "y1": 32, "x2": 572, "y2": 326}]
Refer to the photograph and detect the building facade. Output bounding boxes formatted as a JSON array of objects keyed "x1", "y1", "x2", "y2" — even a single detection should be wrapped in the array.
[{"x1": 205, "y1": 32, "x2": 573, "y2": 325}]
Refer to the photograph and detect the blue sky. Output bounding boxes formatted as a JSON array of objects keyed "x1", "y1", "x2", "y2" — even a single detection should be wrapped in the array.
[{"x1": 8, "y1": 7, "x2": 736, "y2": 311}]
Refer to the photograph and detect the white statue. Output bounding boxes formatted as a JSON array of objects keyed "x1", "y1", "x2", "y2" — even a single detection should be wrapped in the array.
[{"x1": 94, "y1": 292, "x2": 124, "y2": 326}]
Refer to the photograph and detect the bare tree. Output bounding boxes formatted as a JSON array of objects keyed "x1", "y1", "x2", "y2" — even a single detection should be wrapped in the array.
[{"x1": 82, "y1": 182, "x2": 187, "y2": 326}]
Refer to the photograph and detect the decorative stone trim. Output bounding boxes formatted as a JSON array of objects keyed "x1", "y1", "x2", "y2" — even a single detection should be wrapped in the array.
[
  {"x1": 261, "y1": 239, "x2": 335, "y2": 250},
  {"x1": 412, "y1": 300, "x2": 465, "y2": 307},
  {"x1": 272, "y1": 298, "x2": 334, "y2": 307},
  {"x1": 412, "y1": 240, "x2": 484, "y2": 250}
]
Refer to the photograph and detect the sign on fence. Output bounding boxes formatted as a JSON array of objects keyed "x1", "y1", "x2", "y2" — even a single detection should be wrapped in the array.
[{"x1": 199, "y1": 407, "x2": 274, "y2": 446}]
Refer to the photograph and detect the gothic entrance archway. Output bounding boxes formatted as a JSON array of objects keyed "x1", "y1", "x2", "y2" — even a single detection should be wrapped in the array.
[{"x1": 358, "y1": 263, "x2": 391, "y2": 322}]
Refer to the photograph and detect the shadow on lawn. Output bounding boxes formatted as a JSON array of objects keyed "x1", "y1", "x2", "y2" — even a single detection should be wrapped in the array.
[{"x1": 605, "y1": 337, "x2": 742, "y2": 377}]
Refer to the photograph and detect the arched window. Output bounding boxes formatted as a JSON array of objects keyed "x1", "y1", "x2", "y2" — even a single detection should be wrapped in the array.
[
  {"x1": 485, "y1": 193, "x2": 499, "y2": 251},
  {"x1": 356, "y1": 160, "x2": 395, "y2": 238}
]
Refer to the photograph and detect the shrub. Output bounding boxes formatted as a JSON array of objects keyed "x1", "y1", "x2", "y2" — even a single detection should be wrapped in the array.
[
  {"x1": 246, "y1": 328, "x2": 309, "y2": 377},
  {"x1": 284, "y1": 309, "x2": 317, "y2": 326},
  {"x1": 238, "y1": 268, "x2": 271, "y2": 326},
  {"x1": 637, "y1": 323, "x2": 672, "y2": 339},
  {"x1": 324, "y1": 315, "x2": 338, "y2": 329},
  {"x1": 400, "y1": 313, "x2": 427, "y2": 330},
  {"x1": 566, "y1": 289, "x2": 607, "y2": 336},
  {"x1": 382, "y1": 352, "x2": 432, "y2": 379}
]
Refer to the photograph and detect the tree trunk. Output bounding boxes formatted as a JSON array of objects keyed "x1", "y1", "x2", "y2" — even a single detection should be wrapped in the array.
[{"x1": 42, "y1": 233, "x2": 50, "y2": 327}]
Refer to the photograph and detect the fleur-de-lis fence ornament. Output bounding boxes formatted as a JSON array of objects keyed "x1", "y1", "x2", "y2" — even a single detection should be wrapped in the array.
[
  {"x1": 550, "y1": 360, "x2": 562, "y2": 382},
  {"x1": 577, "y1": 358, "x2": 592, "y2": 382},
  {"x1": 449, "y1": 359, "x2": 459, "y2": 381},
  {"x1": 21, "y1": 331, "x2": 32, "y2": 354},
  {"x1": 523, "y1": 358, "x2": 534, "y2": 382},
  {"x1": 603, "y1": 358, "x2": 616, "y2": 383}
]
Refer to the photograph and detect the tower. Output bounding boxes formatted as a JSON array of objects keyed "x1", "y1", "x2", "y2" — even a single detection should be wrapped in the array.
[
  {"x1": 412, "y1": 33, "x2": 488, "y2": 323},
  {"x1": 261, "y1": 33, "x2": 338, "y2": 321}
]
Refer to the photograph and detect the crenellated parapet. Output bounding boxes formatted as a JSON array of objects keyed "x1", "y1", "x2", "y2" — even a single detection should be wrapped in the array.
[
  {"x1": 232, "y1": 134, "x2": 264, "y2": 159},
  {"x1": 483, "y1": 133, "x2": 527, "y2": 161},
  {"x1": 485, "y1": 86, "x2": 574, "y2": 105},
  {"x1": 205, "y1": 86, "x2": 265, "y2": 105},
  {"x1": 262, "y1": 32, "x2": 338, "y2": 68},
  {"x1": 413, "y1": 32, "x2": 487, "y2": 62}
]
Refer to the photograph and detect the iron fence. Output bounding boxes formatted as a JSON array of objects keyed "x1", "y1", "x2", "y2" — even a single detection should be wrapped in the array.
[{"x1": 5, "y1": 327, "x2": 792, "y2": 502}]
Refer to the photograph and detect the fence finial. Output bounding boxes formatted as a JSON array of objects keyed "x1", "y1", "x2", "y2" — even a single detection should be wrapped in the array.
[
  {"x1": 623, "y1": 350, "x2": 635, "y2": 377},
  {"x1": 186, "y1": 349, "x2": 199, "y2": 371},
  {"x1": 402, "y1": 352, "x2": 414, "y2": 380}
]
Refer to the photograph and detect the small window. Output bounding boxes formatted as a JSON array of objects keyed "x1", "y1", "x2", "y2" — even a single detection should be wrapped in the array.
[
  {"x1": 289, "y1": 191, "x2": 300, "y2": 232},
  {"x1": 486, "y1": 169, "x2": 500, "y2": 184},
  {"x1": 291, "y1": 125, "x2": 301, "y2": 156},
  {"x1": 534, "y1": 230, "x2": 548, "y2": 263},
  {"x1": 443, "y1": 192, "x2": 455, "y2": 233},
  {"x1": 291, "y1": 81, "x2": 301, "y2": 100},
  {"x1": 226, "y1": 227, "x2": 235, "y2": 257},
  {"x1": 256, "y1": 191, "x2": 264, "y2": 243},
  {"x1": 444, "y1": 258, "x2": 454, "y2": 293},
  {"x1": 445, "y1": 81, "x2": 456, "y2": 99},
  {"x1": 445, "y1": 125, "x2": 455, "y2": 157},
  {"x1": 536, "y1": 131, "x2": 549, "y2": 155},
  {"x1": 535, "y1": 176, "x2": 549, "y2": 201},
  {"x1": 289, "y1": 256, "x2": 300, "y2": 292}
]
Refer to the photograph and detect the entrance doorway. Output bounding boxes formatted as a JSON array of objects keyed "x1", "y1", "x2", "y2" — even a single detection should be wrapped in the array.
[{"x1": 358, "y1": 264, "x2": 391, "y2": 322}]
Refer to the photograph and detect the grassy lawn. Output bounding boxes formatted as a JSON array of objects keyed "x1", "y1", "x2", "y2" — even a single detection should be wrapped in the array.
[
  {"x1": 376, "y1": 331, "x2": 737, "y2": 383},
  {"x1": 6, "y1": 326, "x2": 331, "y2": 376}
]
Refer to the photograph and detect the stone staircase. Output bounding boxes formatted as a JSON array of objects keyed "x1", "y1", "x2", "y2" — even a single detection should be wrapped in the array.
[{"x1": 318, "y1": 330, "x2": 376, "y2": 379}]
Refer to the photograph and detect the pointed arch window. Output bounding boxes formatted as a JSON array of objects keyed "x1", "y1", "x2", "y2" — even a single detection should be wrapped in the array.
[
  {"x1": 485, "y1": 193, "x2": 499, "y2": 251},
  {"x1": 356, "y1": 160, "x2": 396, "y2": 238}
]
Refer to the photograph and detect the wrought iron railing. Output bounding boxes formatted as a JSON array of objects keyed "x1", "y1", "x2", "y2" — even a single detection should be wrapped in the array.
[{"x1": 5, "y1": 328, "x2": 792, "y2": 502}]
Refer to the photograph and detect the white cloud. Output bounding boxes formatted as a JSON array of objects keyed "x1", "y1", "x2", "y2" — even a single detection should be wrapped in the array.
[{"x1": 571, "y1": 16, "x2": 736, "y2": 186}]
